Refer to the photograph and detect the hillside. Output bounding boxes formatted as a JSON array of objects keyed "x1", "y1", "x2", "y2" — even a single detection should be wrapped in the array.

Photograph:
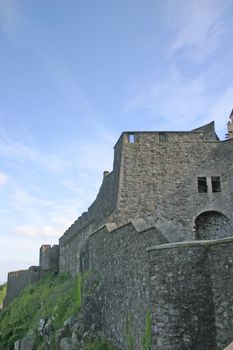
[{"x1": 0, "y1": 273, "x2": 117, "y2": 350}]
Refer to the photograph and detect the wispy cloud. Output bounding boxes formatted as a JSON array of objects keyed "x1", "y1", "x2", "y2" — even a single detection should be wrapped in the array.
[
  {"x1": 9, "y1": 187, "x2": 52, "y2": 211},
  {"x1": 0, "y1": 172, "x2": 8, "y2": 188},
  {"x1": 126, "y1": 61, "x2": 233, "y2": 136},
  {"x1": 127, "y1": 66, "x2": 209, "y2": 128},
  {"x1": 0, "y1": 127, "x2": 69, "y2": 172},
  {"x1": 167, "y1": 0, "x2": 233, "y2": 61}
]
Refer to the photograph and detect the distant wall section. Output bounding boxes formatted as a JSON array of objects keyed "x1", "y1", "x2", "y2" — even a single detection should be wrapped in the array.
[
  {"x1": 3, "y1": 266, "x2": 41, "y2": 307},
  {"x1": 40, "y1": 244, "x2": 59, "y2": 273}
]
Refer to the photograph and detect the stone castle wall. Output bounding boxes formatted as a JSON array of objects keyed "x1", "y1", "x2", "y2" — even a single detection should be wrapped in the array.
[
  {"x1": 59, "y1": 122, "x2": 233, "y2": 277},
  {"x1": 81, "y1": 221, "x2": 168, "y2": 349},
  {"x1": 59, "y1": 138, "x2": 123, "y2": 274},
  {"x1": 148, "y1": 238, "x2": 233, "y2": 350},
  {"x1": 109, "y1": 124, "x2": 233, "y2": 242},
  {"x1": 4, "y1": 245, "x2": 60, "y2": 307},
  {"x1": 3, "y1": 266, "x2": 41, "y2": 307},
  {"x1": 40, "y1": 244, "x2": 59, "y2": 273},
  {"x1": 3, "y1": 121, "x2": 233, "y2": 349},
  {"x1": 80, "y1": 227, "x2": 233, "y2": 350}
]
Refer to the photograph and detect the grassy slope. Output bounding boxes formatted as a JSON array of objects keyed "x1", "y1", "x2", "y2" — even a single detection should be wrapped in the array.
[
  {"x1": 0, "y1": 273, "x2": 118, "y2": 350},
  {"x1": 0, "y1": 273, "x2": 77, "y2": 350}
]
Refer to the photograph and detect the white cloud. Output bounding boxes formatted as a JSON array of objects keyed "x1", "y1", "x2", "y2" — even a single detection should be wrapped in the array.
[
  {"x1": 0, "y1": 172, "x2": 8, "y2": 188},
  {"x1": 11, "y1": 224, "x2": 60, "y2": 239},
  {"x1": 167, "y1": 0, "x2": 233, "y2": 61}
]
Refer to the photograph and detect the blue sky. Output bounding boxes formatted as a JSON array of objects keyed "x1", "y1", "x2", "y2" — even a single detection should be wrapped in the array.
[{"x1": 0, "y1": 0, "x2": 233, "y2": 283}]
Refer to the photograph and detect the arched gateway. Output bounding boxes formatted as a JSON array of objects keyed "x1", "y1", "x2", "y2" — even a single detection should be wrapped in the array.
[{"x1": 195, "y1": 211, "x2": 233, "y2": 240}]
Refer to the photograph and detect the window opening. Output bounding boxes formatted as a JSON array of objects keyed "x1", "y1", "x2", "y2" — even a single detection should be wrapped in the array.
[
  {"x1": 198, "y1": 177, "x2": 208, "y2": 193},
  {"x1": 129, "y1": 134, "x2": 135, "y2": 143},
  {"x1": 159, "y1": 133, "x2": 167, "y2": 142},
  {"x1": 211, "y1": 176, "x2": 221, "y2": 192}
]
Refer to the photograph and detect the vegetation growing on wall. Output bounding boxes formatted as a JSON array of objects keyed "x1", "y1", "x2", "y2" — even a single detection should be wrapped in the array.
[
  {"x1": 125, "y1": 313, "x2": 135, "y2": 350},
  {"x1": 0, "y1": 283, "x2": 7, "y2": 307},
  {"x1": 142, "y1": 310, "x2": 152, "y2": 350},
  {"x1": 84, "y1": 337, "x2": 118, "y2": 350},
  {"x1": 77, "y1": 272, "x2": 83, "y2": 309}
]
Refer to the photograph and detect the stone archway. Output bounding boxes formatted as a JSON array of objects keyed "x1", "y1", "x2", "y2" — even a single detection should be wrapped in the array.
[{"x1": 195, "y1": 211, "x2": 233, "y2": 240}]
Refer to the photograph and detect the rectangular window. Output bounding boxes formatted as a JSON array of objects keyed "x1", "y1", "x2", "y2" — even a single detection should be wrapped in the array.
[
  {"x1": 129, "y1": 134, "x2": 135, "y2": 143},
  {"x1": 211, "y1": 176, "x2": 221, "y2": 192},
  {"x1": 198, "y1": 177, "x2": 208, "y2": 193},
  {"x1": 159, "y1": 132, "x2": 167, "y2": 142}
]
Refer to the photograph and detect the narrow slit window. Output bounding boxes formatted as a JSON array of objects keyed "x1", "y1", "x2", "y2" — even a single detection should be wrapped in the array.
[
  {"x1": 211, "y1": 176, "x2": 221, "y2": 192},
  {"x1": 129, "y1": 134, "x2": 135, "y2": 143},
  {"x1": 198, "y1": 177, "x2": 208, "y2": 193}
]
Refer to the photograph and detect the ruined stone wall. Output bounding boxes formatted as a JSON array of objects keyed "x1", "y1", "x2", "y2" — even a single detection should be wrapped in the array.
[
  {"x1": 82, "y1": 222, "x2": 167, "y2": 349},
  {"x1": 147, "y1": 238, "x2": 233, "y2": 350},
  {"x1": 3, "y1": 266, "x2": 41, "y2": 307}
]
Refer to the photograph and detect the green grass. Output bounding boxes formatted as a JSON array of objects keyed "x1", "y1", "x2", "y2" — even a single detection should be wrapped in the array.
[
  {"x1": 0, "y1": 272, "x2": 119, "y2": 350},
  {"x1": 0, "y1": 273, "x2": 77, "y2": 350}
]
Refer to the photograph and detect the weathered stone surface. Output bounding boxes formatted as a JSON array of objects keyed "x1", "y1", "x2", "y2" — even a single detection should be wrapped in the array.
[
  {"x1": 225, "y1": 341, "x2": 233, "y2": 349},
  {"x1": 60, "y1": 337, "x2": 73, "y2": 350},
  {"x1": 14, "y1": 335, "x2": 35, "y2": 350},
  {"x1": 56, "y1": 327, "x2": 70, "y2": 349},
  {"x1": 64, "y1": 316, "x2": 77, "y2": 328},
  {"x1": 14, "y1": 340, "x2": 20, "y2": 350},
  {"x1": 71, "y1": 331, "x2": 81, "y2": 349}
]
